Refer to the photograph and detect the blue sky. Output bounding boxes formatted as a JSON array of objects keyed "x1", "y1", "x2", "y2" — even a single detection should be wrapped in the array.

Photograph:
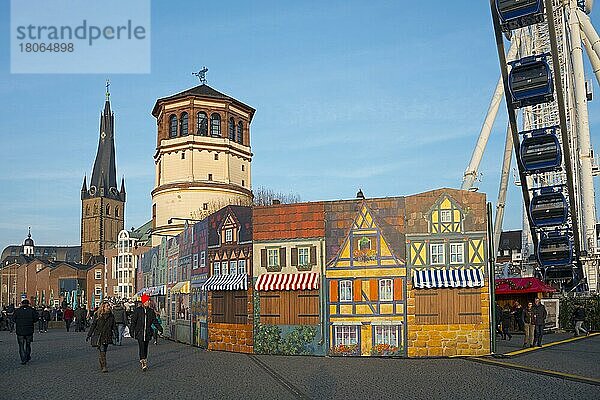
[{"x1": 1, "y1": 1, "x2": 600, "y2": 249}]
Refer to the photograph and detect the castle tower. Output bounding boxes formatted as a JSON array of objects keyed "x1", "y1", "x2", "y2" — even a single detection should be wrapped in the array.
[
  {"x1": 23, "y1": 227, "x2": 34, "y2": 256},
  {"x1": 151, "y1": 78, "x2": 254, "y2": 245},
  {"x1": 81, "y1": 82, "x2": 126, "y2": 264}
]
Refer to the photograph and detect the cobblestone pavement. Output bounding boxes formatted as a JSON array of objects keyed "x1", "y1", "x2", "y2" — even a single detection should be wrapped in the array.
[{"x1": 0, "y1": 329, "x2": 598, "y2": 400}]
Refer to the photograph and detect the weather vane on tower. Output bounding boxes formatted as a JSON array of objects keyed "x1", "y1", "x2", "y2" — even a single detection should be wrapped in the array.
[
  {"x1": 192, "y1": 66, "x2": 209, "y2": 84},
  {"x1": 105, "y1": 79, "x2": 110, "y2": 101}
]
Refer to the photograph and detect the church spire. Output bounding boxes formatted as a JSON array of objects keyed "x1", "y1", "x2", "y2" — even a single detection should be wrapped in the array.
[{"x1": 87, "y1": 81, "x2": 118, "y2": 200}]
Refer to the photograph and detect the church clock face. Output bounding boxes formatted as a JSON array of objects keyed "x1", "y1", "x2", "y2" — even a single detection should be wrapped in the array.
[{"x1": 89, "y1": 186, "x2": 97, "y2": 196}]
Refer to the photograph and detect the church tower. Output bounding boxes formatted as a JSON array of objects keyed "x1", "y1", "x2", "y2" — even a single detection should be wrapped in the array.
[
  {"x1": 81, "y1": 82, "x2": 126, "y2": 264},
  {"x1": 150, "y1": 72, "x2": 254, "y2": 245}
]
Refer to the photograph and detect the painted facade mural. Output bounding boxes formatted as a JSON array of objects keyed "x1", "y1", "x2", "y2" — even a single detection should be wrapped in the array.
[
  {"x1": 135, "y1": 189, "x2": 492, "y2": 358},
  {"x1": 405, "y1": 189, "x2": 491, "y2": 357},
  {"x1": 203, "y1": 205, "x2": 254, "y2": 353},
  {"x1": 325, "y1": 202, "x2": 407, "y2": 356},
  {"x1": 252, "y1": 203, "x2": 326, "y2": 356}
]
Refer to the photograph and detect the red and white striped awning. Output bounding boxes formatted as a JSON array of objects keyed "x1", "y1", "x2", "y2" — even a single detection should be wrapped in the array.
[{"x1": 255, "y1": 272, "x2": 320, "y2": 291}]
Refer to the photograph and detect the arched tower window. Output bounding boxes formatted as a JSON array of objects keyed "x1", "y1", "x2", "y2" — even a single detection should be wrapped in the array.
[
  {"x1": 106, "y1": 205, "x2": 111, "y2": 215},
  {"x1": 180, "y1": 112, "x2": 188, "y2": 136},
  {"x1": 197, "y1": 112, "x2": 208, "y2": 135},
  {"x1": 169, "y1": 115, "x2": 177, "y2": 138},
  {"x1": 85, "y1": 205, "x2": 90, "y2": 216},
  {"x1": 228, "y1": 117, "x2": 235, "y2": 140},
  {"x1": 211, "y1": 113, "x2": 221, "y2": 137},
  {"x1": 94, "y1": 204, "x2": 98, "y2": 215},
  {"x1": 115, "y1": 206, "x2": 119, "y2": 217},
  {"x1": 237, "y1": 121, "x2": 243, "y2": 144}
]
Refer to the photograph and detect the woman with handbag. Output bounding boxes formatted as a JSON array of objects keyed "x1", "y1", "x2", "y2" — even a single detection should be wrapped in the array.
[{"x1": 86, "y1": 301, "x2": 118, "y2": 373}]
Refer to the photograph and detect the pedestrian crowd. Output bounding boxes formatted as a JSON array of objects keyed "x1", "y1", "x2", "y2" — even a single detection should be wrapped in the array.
[{"x1": 4, "y1": 294, "x2": 163, "y2": 372}]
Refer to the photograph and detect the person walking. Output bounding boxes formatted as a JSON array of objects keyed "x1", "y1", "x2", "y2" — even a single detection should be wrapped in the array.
[
  {"x1": 573, "y1": 305, "x2": 590, "y2": 337},
  {"x1": 130, "y1": 294, "x2": 159, "y2": 371},
  {"x1": 74, "y1": 305, "x2": 87, "y2": 332},
  {"x1": 6, "y1": 303, "x2": 15, "y2": 333},
  {"x1": 513, "y1": 301, "x2": 524, "y2": 332},
  {"x1": 532, "y1": 297, "x2": 547, "y2": 347},
  {"x1": 86, "y1": 302, "x2": 118, "y2": 373},
  {"x1": 112, "y1": 302, "x2": 127, "y2": 346},
  {"x1": 500, "y1": 306, "x2": 513, "y2": 340},
  {"x1": 12, "y1": 299, "x2": 39, "y2": 365},
  {"x1": 63, "y1": 305, "x2": 74, "y2": 332},
  {"x1": 523, "y1": 301, "x2": 535, "y2": 347},
  {"x1": 40, "y1": 307, "x2": 50, "y2": 333}
]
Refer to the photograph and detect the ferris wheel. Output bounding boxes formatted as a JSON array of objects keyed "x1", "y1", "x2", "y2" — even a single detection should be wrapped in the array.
[{"x1": 462, "y1": 0, "x2": 600, "y2": 292}]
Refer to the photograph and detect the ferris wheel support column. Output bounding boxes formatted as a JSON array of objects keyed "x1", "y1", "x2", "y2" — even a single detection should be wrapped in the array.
[
  {"x1": 581, "y1": 33, "x2": 600, "y2": 86},
  {"x1": 461, "y1": 39, "x2": 519, "y2": 191},
  {"x1": 570, "y1": 6, "x2": 597, "y2": 255},
  {"x1": 493, "y1": 124, "x2": 513, "y2": 259}
]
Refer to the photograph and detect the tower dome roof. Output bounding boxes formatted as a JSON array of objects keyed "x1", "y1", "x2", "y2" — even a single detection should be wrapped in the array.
[{"x1": 24, "y1": 227, "x2": 34, "y2": 247}]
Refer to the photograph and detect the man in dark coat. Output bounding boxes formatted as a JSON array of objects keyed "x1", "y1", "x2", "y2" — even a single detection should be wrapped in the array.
[
  {"x1": 130, "y1": 294, "x2": 159, "y2": 371},
  {"x1": 12, "y1": 299, "x2": 40, "y2": 365},
  {"x1": 532, "y1": 298, "x2": 547, "y2": 347},
  {"x1": 74, "y1": 305, "x2": 87, "y2": 332},
  {"x1": 112, "y1": 302, "x2": 127, "y2": 345},
  {"x1": 573, "y1": 305, "x2": 589, "y2": 337}
]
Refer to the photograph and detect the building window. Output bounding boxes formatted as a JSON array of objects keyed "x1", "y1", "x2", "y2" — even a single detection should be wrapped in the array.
[
  {"x1": 450, "y1": 243, "x2": 464, "y2": 264},
  {"x1": 95, "y1": 270, "x2": 102, "y2": 280},
  {"x1": 373, "y1": 325, "x2": 399, "y2": 347},
  {"x1": 180, "y1": 112, "x2": 189, "y2": 136},
  {"x1": 241, "y1": 165, "x2": 245, "y2": 171},
  {"x1": 229, "y1": 260, "x2": 237, "y2": 275},
  {"x1": 238, "y1": 259, "x2": 246, "y2": 275},
  {"x1": 358, "y1": 237, "x2": 371, "y2": 250},
  {"x1": 339, "y1": 280, "x2": 352, "y2": 302},
  {"x1": 298, "y1": 247, "x2": 309, "y2": 267},
  {"x1": 106, "y1": 205, "x2": 110, "y2": 215},
  {"x1": 95, "y1": 285, "x2": 102, "y2": 296},
  {"x1": 221, "y1": 261, "x2": 229, "y2": 275},
  {"x1": 441, "y1": 210, "x2": 452, "y2": 223},
  {"x1": 211, "y1": 113, "x2": 221, "y2": 137},
  {"x1": 208, "y1": 174, "x2": 213, "y2": 181},
  {"x1": 169, "y1": 114, "x2": 177, "y2": 138},
  {"x1": 237, "y1": 121, "x2": 243, "y2": 144},
  {"x1": 228, "y1": 117, "x2": 235, "y2": 140},
  {"x1": 241, "y1": 180, "x2": 245, "y2": 187},
  {"x1": 267, "y1": 248, "x2": 279, "y2": 269},
  {"x1": 214, "y1": 153, "x2": 219, "y2": 161},
  {"x1": 430, "y1": 243, "x2": 445, "y2": 265},
  {"x1": 115, "y1": 207, "x2": 119, "y2": 217},
  {"x1": 379, "y1": 279, "x2": 393, "y2": 301},
  {"x1": 200, "y1": 251, "x2": 206, "y2": 267},
  {"x1": 214, "y1": 262, "x2": 220, "y2": 276},
  {"x1": 181, "y1": 152, "x2": 185, "y2": 159},
  {"x1": 193, "y1": 254, "x2": 199, "y2": 269},
  {"x1": 334, "y1": 325, "x2": 358, "y2": 346},
  {"x1": 197, "y1": 112, "x2": 208, "y2": 135},
  {"x1": 225, "y1": 229, "x2": 233, "y2": 243}
]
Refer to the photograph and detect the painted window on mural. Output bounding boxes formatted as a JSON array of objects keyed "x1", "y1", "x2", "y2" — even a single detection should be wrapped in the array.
[
  {"x1": 200, "y1": 251, "x2": 206, "y2": 267},
  {"x1": 440, "y1": 210, "x2": 452, "y2": 223},
  {"x1": 213, "y1": 261, "x2": 221, "y2": 276},
  {"x1": 225, "y1": 229, "x2": 233, "y2": 243},
  {"x1": 374, "y1": 325, "x2": 399, "y2": 346},
  {"x1": 450, "y1": 243, "x2": 464, "y2": 264},
  {"x1": 229, "y1": 260, "x2": 237, "y2": 275},
  {"x1": 339, "y1": 280, "x2": 353, "y2": 302},
  {"x1": 268, "y1": 248, "x2": 279, "y2": 268},
  {"x1": 95, "y1": 285, "x2": 102, "y2": 296},
  {"x1": 379, "y1": 279, "x2": 393, "y2": 301},
  {"x1": 238, "y1": 259, "x2": 246, "y2": 275},
  {"x1": 335, "y1": 326, "x2": 359, "y2": 346},
  {"x1": 193, "y1": 254, "x2": 198, "y2": 269},
  {"x1": 95, "y1": 270, "x2": 102, "y2": 280},
  {"x1": 298, "y1": 247, "x2": 309, "y2": 267},
  {"x1": 222, "y1": 261, "x2": 229, "y2": 275},
  {"x1": 430, "y1": 243, "x2": 445, "y2": 264}
]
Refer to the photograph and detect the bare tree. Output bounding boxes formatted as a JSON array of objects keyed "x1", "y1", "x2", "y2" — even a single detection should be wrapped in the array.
[{"x1": 252, "y1": 186, "x2": 301, "y2": 206}]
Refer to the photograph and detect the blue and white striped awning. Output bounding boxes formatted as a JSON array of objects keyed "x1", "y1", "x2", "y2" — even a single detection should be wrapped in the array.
[
  {"x1": 412, "y1": 268, "x2": 484, "y2": 289},
  {"x1": 202, "y1": 274, "x2": 248, "y2": 291}
]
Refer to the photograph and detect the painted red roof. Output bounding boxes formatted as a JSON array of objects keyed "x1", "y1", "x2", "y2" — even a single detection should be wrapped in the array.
[
  {"x1": 494, "y1": 277, "x2": 557, "y2": 294},
  {"x1": 253, "y1": 202, "x2": 325, "y2": 240}
]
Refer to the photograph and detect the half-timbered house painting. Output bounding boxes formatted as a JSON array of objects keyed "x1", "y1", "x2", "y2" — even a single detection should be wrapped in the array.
[
  {"x1": 202, "y1": 205, "x2": 253, "y2": 353},
  {"x1": 252, "y1": 202, "x2": 326, "y2": 355},
  {"x1": 325, "y1": 201, "x2": 407, "y2": 356},
  {"x1": 405, "y1": 189, "x2": 491, "y2": 357},
  {"x1": 191, "y1": 219, "x2": 209, "y2": 348}
]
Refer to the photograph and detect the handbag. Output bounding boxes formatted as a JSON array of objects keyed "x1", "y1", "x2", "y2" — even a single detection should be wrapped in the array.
[
  {"x1": 90, "y1": 334, "x2": 100, "y2": 347},
  {"x1": 123, "y1": 326, "x2": 131, "y2": 338}
]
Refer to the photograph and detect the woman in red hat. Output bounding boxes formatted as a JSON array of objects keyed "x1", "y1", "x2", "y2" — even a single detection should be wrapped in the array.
[{"x1": 130, "y1": 293, "x2": 159, "y2": 371}]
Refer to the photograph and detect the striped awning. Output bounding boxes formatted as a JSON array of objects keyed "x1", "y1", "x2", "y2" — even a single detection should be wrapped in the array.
[
  {"x1": 202, "y1": 274, "x2": 248, "y2": 291},
  {"x1": 412, "y1": 268, "x2": 484, "y2": 289},
  {"x1": 255, "y1": 272, "x2": 320, "y2": 291},
  {"x1": 171, "y1": 281, "x2": 190, "y2": 294}
]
